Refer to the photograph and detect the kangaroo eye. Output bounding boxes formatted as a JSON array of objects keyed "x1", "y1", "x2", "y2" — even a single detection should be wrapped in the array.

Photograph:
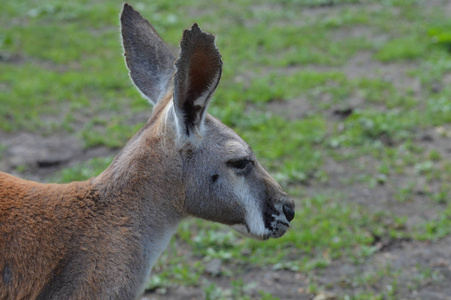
[{"x1": 228, "y1": 159, "x2": 252, "y2": 169}]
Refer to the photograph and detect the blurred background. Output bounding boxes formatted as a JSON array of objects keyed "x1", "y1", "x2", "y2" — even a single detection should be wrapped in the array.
[{"x1": 2, "y1": 0, "x2": 451, "y2": 299}]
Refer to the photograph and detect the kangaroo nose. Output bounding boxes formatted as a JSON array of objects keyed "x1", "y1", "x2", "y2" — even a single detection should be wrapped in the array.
[{"x1": 283, "y1": 204, "x2": 295, "y2": 222}]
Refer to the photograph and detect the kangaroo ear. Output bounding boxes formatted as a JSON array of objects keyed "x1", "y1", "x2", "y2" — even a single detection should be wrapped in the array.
[
  {"x1": 173, "y1": 23, "x2": 222, "y2": 139},
  {"x1": 121, "y1": 3, "x2": 176, "y2": 105}
]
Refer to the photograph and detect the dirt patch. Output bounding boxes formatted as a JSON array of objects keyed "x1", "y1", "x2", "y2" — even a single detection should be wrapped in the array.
[
  {"x1": 331, "y1": 25, "x2": 381, "y2": 41},
  {"x1": 421, "y1": 125, "x2": 451, "y2": 160},
  {"x1": 0, "y1": 51, "x2": 78, "y2": 72},
  {"x1": 317, "y1": 236, "x2": 451, "y2": 299},
  {"x1": 0, "y1": 132, "x2": 117, "y2": 181},
  {"x1": 265, "y1": 97, "x2": 313, "y2": 120},
  {"x1": 342, "y1": 52, "x2": 421, "y2": 93},
  {"x1": 144, "y1": 269, "x2": 312, "y2": 300},
  {"x1": 306, "y1": 153, "x2": 442, "y2": 228},
  {"x1": 251, "y1": 48, "x2": 421, "y2": 123}
]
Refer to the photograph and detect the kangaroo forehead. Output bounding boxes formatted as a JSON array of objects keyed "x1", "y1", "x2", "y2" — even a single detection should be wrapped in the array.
[{"x1": 224, "y1": 140, "x2": 249, "y2": 154}]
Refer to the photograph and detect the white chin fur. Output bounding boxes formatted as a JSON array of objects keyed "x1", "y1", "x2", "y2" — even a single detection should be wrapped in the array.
[{"x1": 231, "y1": 224, "x2": 270, "y2": 241}]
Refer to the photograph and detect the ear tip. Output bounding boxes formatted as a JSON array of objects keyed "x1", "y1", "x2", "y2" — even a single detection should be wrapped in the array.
[
  {"x1": 121, "y1": 3, "x2": 138, "y2": 20},
  {"x1": 182, "y1": 23, "x2": 216, "y2": 44},
  {"x1": 122, "y1": 3, "x2": 132, "y2": 13}
]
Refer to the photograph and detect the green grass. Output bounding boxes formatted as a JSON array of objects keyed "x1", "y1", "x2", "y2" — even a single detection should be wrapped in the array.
[{"x1": 3, "y1": 0, "x2": 451, "y2": 298}]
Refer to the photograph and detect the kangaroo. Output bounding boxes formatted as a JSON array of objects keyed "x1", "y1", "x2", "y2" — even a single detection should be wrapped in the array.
[{"x1": 0, "y1": 4, "x2": 295, "y2": 299}]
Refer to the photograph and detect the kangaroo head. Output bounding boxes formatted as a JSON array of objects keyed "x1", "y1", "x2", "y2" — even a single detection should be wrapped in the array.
[{"x1": 121, "y1": 4, "x2": 294, "y2": 240}]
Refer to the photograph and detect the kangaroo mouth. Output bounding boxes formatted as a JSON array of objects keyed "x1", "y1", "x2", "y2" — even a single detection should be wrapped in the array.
[
  {"x1": 230, "y1": 218, "x2": 290, "y2": 240},
  {"x1": 267, "y1": 219, "x2": 290, "y2": 239},
  {"x1": 229, "y1": 201, "x2": 294, "y2": 240}
]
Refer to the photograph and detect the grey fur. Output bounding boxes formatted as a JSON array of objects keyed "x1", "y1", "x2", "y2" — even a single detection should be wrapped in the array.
[{"x1": 121, "y1": 3, "x2": 176, "y2": 104}]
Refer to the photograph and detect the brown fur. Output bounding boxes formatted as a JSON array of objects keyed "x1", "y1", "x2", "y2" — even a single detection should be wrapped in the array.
[{"x1": 0, "y1": 173, "x2": 97, "y2": 299}]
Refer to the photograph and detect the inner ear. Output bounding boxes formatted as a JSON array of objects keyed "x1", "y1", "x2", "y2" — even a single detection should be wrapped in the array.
[
  {"x1": 173, "y1": 24, "x2": 222, "y2": 137},
  {"x1": 186, "y1": 48, "x2": 220, "y2": 104}
]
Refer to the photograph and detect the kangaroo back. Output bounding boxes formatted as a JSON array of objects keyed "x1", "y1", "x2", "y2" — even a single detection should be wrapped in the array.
[{"x1": 0, "y1": 172, "x2": 97, "y2": 299}]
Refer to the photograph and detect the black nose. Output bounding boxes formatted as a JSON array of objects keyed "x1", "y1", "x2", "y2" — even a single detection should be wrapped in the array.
[{"x1": 283, "y1": 204, "x2": 295, "y2": 222}]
